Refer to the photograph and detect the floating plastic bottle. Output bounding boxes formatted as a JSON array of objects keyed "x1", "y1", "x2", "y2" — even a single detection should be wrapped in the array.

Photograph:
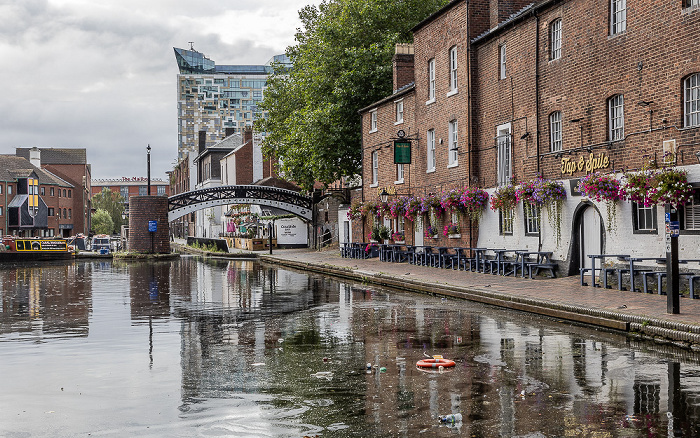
[{"x1": 438, "y1": 413, "x2": 462, "y2": 424}]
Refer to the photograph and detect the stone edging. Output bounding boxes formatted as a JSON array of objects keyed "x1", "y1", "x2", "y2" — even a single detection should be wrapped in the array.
[{"x1": 259, "y1": 255, "x2": 700, "y2": 351}]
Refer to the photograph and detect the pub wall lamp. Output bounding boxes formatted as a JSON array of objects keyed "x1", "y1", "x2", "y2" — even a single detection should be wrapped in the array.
[{"x1": 379, "y1": 188, "x2": 390, "y2": 203}]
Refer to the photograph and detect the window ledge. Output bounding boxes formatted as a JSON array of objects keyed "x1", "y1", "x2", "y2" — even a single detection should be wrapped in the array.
[
  {"x1": 426, "y1": 168, "x2": 436, "y2": 174},
  {"x1": 447, "y1": 162, "x2": 459, "y2": 169},
  {"x1": 369, "y1": 129, "x2": 377, "y2": 133},
  {"x1": 448, "y1": 234, "x2": 461, "y2": 239},
  {"x1": 394, "y1": 180, "x2": 404, "y2": 185},
  {"x1": 446, "y1": 89, "x2": 458, "y2": 97},
  {"x1": 370, "y1": 183, "x2": 378, "y2": 188},
  {"x1": 425, "y1": 98, "x2": 436, "y2": 106},
  {"x1": 394, "y1": 120, "x2": 404, "y2": 125}
]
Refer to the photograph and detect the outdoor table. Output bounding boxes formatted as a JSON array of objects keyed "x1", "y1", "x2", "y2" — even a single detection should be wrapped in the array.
[
  {"x1": 454, "y1": 247, "x2": 473, "y2": 271},
  {"x1": 627, "y1": 256, "x2": 666, "y2": 292},
  {"x1": 391, "y1": 244, "x2": 410, "y2": 263},
  {"x1": 413, "y1": 245, "x2": 433, "y2": 266},
  {"x1": 516, "y1": 251, "x2": 554, "y2": 278},
  {"x1": 469, "y1": 248, "x2": 488, "y2": 273},
  {"x1": 435, "y1": 247, "x2": 453, "y2": 268},
  {"x1": 584, "y1": 254, "x2": 630, "y2": 288},
  {"x1": 498, "y1": 249, "x2": 528, "y2": 276}
]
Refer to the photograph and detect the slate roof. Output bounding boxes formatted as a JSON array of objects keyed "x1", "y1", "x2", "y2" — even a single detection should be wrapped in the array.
[
  {"x1": 0, "y1": 155, "x2": 73, "y2": 187},
  {"x1": 15, "y1": 148, "x2": 87, "y2": 165}
]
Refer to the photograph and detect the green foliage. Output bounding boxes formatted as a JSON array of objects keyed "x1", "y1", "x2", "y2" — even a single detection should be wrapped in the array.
[
  {"x1": 91, "y1": 187, "x2": 126, "y2": 233},
  {"x1": 92, "y1": 209, "x2": 114, "y2": 235},
  {"x1": 256, "y1": 0, "x2": 449, "y2": 190}
]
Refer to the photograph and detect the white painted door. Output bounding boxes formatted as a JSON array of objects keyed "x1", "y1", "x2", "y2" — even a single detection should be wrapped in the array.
[
  {"x1": 580, "y1": 206, "x2": 602, "y2": 270},
  {"x1": 414, "y1": 217, "x2": 424, "y2": 247}
]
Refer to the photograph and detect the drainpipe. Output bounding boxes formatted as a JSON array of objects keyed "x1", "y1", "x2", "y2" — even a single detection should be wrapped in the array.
[
  {"x1": 534, "y1": 10, "x2": 542, "y2": 251},
  {"x1": 466, "y1": 0, "x2": 473, "y2": 249}
]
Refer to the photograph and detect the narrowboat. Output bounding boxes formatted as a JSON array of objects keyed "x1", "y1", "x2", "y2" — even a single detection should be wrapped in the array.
[{"x1": 0, "y1": 236, "x2": 74, "y2": 261}]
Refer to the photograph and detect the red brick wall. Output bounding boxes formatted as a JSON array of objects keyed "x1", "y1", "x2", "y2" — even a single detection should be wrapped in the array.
[
  {"x1": 42, "y1": 164, "x2": 90, "y2": 235},
  {"x1": 393, "y1": 53, "x2": 415, "y2": 91},
  {"x1": 127, "y1": 196, "x2": 170, "y2": 253},
  {"x1": 473, "y1": 0, "x2": 700, "y2": 186},
  {"x1": 234, "y1": 142, "x2": 254, "y2": 184}
]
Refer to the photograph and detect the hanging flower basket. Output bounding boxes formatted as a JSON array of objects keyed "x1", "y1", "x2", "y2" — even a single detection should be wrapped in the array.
[
  {"x1": 420, "y1": 193, "x2": 445, "y2": 217},
  {"x1": 460, "y1": 187, "x2": 489, "y2": 222},
  {"x1": 577, "y1": 172, "x2": 624, "y2": 232},
  {"x1": 440, "y1": 188, "x2": 464, "y2": 212},
  {"x1": 347, "y1": 202, "x2": 364, "y2": 220},
  {"x1": 403, "y1": 196, "x2": 423, "y2": 221},
  {"x1": 516, "y1": 177, "x2": 567, "y2": 246},
  {"x1": 490, "y1": 184, "x2": 517, "y2": 212},
  {"x1": 622, "y1": 167, "x2": 693, "y2": 207},
  {"x1": 387, "y1": 198, "x2": 405, "y2": 219},
  {"x1": 425, "y1": 225, "x2": 439, "y2": 238}
]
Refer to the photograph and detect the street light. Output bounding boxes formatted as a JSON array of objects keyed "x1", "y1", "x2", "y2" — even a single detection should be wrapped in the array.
[
  {"x1": 379, "y1": 188, "x2": 389, "y2": 203},
  {"x1": 147, "y1": 144, "x2": 151, "y2": 196}
]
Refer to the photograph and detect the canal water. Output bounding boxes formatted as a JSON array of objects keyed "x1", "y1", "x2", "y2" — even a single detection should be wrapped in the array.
[{"x1": 1, "y1": 257, "x2": 700, "y2": 437}]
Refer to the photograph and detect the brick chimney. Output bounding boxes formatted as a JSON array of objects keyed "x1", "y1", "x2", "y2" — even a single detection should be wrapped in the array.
[
  {"x1": 490, "y1": 0, "x2": 532, "y2": 29},
  {"x1": 29, "y1": 147, "x2": 41, "y2": 168},
  {"x1": 198, "y1": 130, "x2": 207, "y2": 154},
  {"x1": 224, "y1": 127, "x2": 235, "y2": 138},
  {"x1": 243, "y1": 126, "x2": 253, "y2": 144},
  {"x1": 393, "y1": 44, "x2": 415, "y2": 92}
]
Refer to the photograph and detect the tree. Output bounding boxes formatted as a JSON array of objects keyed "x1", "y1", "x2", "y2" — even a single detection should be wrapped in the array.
[
  {"x1": 91, "y1": 187, "x2": 125, "y2": 234},
  {"x1": 92, "y1": 209, "x2": 114, "y2": 235},
  {"x1": 256, "y1": 0, "x2": 449, "y2": 191}
]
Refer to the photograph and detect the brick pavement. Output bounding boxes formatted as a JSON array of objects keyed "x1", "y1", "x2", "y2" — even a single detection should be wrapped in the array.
[{"x1": 255, "y1": 247, "x2": 700, "y2": 349}]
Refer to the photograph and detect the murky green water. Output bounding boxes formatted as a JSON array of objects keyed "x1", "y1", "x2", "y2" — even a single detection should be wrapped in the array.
[{"x1": 1, "y1": 256, "x2": 699, "y2": 437}]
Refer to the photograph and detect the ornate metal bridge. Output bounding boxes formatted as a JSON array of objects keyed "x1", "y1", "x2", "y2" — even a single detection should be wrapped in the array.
[{"x1": 168, "y1": 185, "x2": 314, "y2": 222}]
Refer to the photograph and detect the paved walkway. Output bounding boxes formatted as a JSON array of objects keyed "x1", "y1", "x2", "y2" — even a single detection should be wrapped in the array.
[{"x1": 252, "y1": 246, "x2": 700, "y2": 349}]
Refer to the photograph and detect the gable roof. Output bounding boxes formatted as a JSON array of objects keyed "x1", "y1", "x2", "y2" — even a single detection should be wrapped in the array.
[
  {"x1": 15, "y1": 148, "x2": 87, "y2": 165},
  {"x1": 0, "y1": 155, "x2": 73, "y2": 187}
]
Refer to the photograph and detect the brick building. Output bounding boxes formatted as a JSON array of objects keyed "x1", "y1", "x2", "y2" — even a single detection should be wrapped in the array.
[
  {"x1": 0, "y1": 154, "x2": 76, "y2": 237},
  {"x1": 354, "y1": 0, "x2": 700, "y2": 276},
  {"x1": 14, "y1": 147, "x2": 92, "y2": 237}
]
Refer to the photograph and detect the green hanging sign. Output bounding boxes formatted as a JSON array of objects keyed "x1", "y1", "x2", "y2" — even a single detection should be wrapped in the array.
[{"x1": 394, "y1": 140, "x2": 411, "y2": 164}]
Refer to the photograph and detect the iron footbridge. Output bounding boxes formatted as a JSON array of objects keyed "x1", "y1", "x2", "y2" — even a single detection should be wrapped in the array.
[{"x1": 168, "y1": 185, "x2": 313, "y2": 222}]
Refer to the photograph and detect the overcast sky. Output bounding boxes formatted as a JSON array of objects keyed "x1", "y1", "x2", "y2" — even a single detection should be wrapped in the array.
[{"x1": 0, "y1": 0, "x2": 311, "y2": 181}]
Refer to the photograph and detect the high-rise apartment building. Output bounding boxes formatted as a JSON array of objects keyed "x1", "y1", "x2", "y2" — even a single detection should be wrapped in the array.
[{"x1": 173, "y1": 46, "x2": 290, "y2": 159}]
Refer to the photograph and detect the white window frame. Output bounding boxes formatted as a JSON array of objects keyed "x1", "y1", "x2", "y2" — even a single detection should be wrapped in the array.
[
  {"x1": 550, "y1": 19, "x2": 562, "y2": 61},
  {"x1": 371, "y1": 151, "x2": 378, "y2": 186},
  {"x1": 449, "y1": 46, "x2": 458, "y2": 94},
  {"x1": 611, "y1": 0, "x2": 626, "y2": 35},
  {"x1": 497, "y1": 123, "x2": 512, "y2": 186},
  {"x1": 448, "y1": 120, "x2": 458, "y2": 167},
  {"x1": 395, "y1": 99, "x2": 404, "y2": 124},
  {"x1": 634, "y1": 202, "x2": 656, "y2": 231},
  {"x1": 684, "y1": 190, "x2": 700, "y2": 230},
  {"x1": 396, "y1": 163, "x2": 404, "y2": 184},
  {"x1": 427, "y1": 58, "x2": 436, "y2": 104},
  {"x1": 687, "y1": 0, "x2": 700, "y2": 8},
  {"x1": 427, "y1": 129, "x2": 436, "y2": 172},
  {"x1": 608, "y1": 94, "x2": 625, "y2": 141},
  {"x1": 370, "y1": 109, "x2": 377, "y2": 132},
  {"x1": 499, "y1": 44, "x2": 507, "y2": 80},
  {"x1": 549, "y1": 111, "x2": 562, "y2": 152},
  {"x1": 499, "y1": 208, "x2": 513, "y2": 235},
  {"x1": 524, "y1": 203, "x2": 540, "y2": 235},
  {"x1": 685, "y1": 73, "x2": 700, "y2": 128}
]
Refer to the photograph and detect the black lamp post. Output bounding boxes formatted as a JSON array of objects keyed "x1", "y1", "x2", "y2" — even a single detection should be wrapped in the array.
[{"x1": 147, "y1": 144, "x2": 151, "y2": 196}]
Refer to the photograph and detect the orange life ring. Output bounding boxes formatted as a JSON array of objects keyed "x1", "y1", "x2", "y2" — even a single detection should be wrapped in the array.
[{"x1": 416, "y1": 358, "x2": 456, "y2": 368}]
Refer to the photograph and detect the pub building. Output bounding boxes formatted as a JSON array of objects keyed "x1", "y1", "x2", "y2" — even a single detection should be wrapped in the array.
[{"x1": 344, "y1": 0, "x2": 700, "y2": 278}]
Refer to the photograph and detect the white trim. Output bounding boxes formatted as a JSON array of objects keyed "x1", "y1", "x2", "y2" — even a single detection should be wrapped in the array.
[{"x1": 446, "y1": 89, "x2": 459, "y2": 98}]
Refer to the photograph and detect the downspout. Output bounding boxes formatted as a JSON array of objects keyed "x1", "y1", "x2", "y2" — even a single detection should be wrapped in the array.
[
  {"x1": 360, "y1": 114, "x2": 365, "y2": 244},
  {"x1": 466, "y1": 0, "x2": 473, "y2": 249},
  {"x1": 534, "y1": 10, "x2": 542, "y2": 251}
]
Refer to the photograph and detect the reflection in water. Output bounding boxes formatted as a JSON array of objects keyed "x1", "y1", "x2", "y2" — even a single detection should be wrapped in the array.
[{"x1": 0, "y1": 257, "x2": 699, "y2": 436}]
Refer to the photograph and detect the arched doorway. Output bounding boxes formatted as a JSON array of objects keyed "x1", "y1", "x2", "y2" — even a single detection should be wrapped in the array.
[{"x1": 568, "y1": 202, "x2": 605, "y2": 275}]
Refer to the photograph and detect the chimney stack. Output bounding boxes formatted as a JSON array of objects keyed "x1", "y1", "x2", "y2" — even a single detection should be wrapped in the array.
[
  {"x1": 29, "y1": 147, "x2": 41, "y2": 168},
  {"x1": 393, "y1": 44, "x2": 415, "y2": 92},
  {"x1": 198, "y1": 130, "x2": 207, "y2": 154}
]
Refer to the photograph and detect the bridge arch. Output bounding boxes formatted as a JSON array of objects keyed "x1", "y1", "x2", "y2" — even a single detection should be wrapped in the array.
[{"x1": 168, "y1": 185, "x2": 313, "y2": 222}]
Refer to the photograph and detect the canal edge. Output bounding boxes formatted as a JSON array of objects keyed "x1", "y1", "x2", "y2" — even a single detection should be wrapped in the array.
[{"x1": 258, "y1": 255, "x2": 700, "y2": 352}]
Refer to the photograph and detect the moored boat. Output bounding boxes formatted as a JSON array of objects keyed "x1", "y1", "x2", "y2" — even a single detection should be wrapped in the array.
[{"x1": 0, "y1": 236, "x2": 74, "y2": 261}]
